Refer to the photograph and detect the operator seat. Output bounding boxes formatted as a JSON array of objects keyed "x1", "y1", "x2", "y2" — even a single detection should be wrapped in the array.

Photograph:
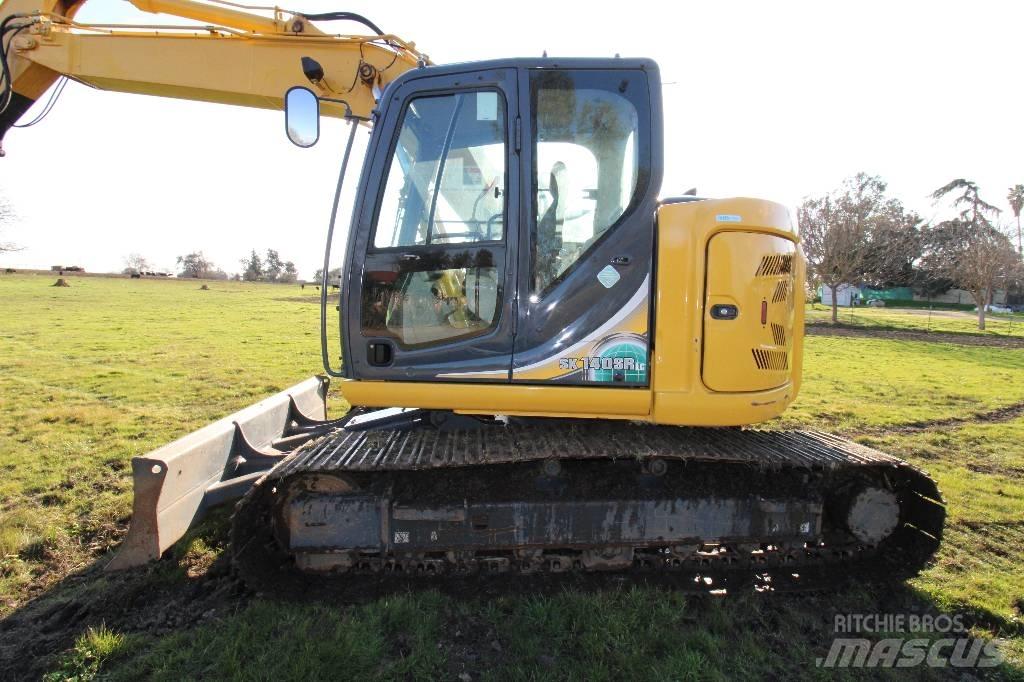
[{"x1": 536, "y1": 161, "x2": 568, "y2": 289}]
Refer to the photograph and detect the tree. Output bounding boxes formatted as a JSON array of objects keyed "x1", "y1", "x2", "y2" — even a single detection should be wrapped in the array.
[
  {"x1": 176, "y1": 251, "x2": 214, "y2": 278},
  {"x1": 925, "y1": 180, "x2": 1018, "y2": 330},
  {"x1": 314, "y1": 267, "x2": 342, "y2": 285},
  {"x1": 264, "y1": 249, "x2": 284, "y2": 282},
  {"x1": 279, "y1": 261, "x2": 298, "y2": 284},
  {"x1": 263, "y1": 250, "x2": 298, "y2": 283},
  {"x1": 860, "y1": 204, "x2": 923, "y2": 289},
  {"x1": 798, "y1": 173, "x2": 915, "y2": 322},
  {"x1": 122, "y1": 252, "x2": 150, "y2": 275},
  {"x1": 1008, "y1": 184, "x2": 1024, "y2": 257},
  {"x1": 240, "y1": 250, "x2": 264, "y2": 281},
  {"x1": 930, "y1": 179, "x2": 1000, "y2": 227},
  {"x1": 239, "y1": 249, "x2": 298, "y2": 283}
]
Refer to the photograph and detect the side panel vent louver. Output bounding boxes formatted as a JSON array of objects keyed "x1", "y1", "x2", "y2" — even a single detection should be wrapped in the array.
[
  {"x1": 771, "y1": 280, "x2": 790, "y2": 303},
  {"x1": 771, "y1": 323, "x2": 786, "y2": 346},
  {"x1": 754, "y1": 254, "x2": 793, "y2": 277},
  {"x1": 752, "y1": 348, "x2": 789, "y2": 371}
]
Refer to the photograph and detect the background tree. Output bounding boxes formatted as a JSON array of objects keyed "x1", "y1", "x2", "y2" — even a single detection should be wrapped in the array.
[
  {"x1": 930, "y1": 178, "x2": 1000, "y2": 228},
  {"x1": 912, "y1": 267, "x2": 957, "y2": 301},
  {"x1": 860, "y1": 204, "x2": 923, "y2": 289},
  {"x1": 279, "y1": 260, "x2": 298, "y2": 284},
  {"x1": 207, "y1": 268, "x2": 230, "y2": 280},
  {"x1": 799, "y1": 173, "x2": 915, "y2": 322},
  {"x1": 1008, "y1": 184, "x2": 1024, "y2": 257},
  {"x1": 122, "y1": 253, "x2": 150, "y2": 275},
  {"x1": 240, "y1": 250, "x2": 264, "y2": 281},
  {"x1": 239, "y1": 249, "x2": 299, "y2": 283},
  {"x1": 176, "y1": 251, "x2": 214, "y2": 278},
  {"x1": 924, "y1": 180, "x2": 1019, "y2": 329},
  {"x1": 314, "y1": 267, "x2": 342, "y2": 285},
  {"x1": 264, "y1": 249, "x2": 284, "y2": 282}
]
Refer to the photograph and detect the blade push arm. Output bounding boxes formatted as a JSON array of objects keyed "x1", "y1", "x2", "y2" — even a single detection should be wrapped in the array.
[{"x1": 0, "y1": 0, "x2": 426, "y2": 143}]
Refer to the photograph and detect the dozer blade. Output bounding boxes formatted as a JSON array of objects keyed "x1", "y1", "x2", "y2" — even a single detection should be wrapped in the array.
[{"x1": 107, "y1": 376, "x2": 334, "y2": 570}]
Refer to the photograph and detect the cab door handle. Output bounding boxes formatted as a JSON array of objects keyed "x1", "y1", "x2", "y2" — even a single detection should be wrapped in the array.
[{"x1": 400, "y1": 253, "x2": 420, "y2": 262}]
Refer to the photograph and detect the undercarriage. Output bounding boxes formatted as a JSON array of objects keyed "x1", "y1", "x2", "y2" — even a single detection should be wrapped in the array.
[{"x1": 230, "y1": 409, "x2": 945, "y2": 595}]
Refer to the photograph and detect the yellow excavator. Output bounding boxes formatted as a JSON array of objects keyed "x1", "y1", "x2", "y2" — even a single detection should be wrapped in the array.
[{"x1": 2, "y1": 0, "x2": 943, "y2": 591}]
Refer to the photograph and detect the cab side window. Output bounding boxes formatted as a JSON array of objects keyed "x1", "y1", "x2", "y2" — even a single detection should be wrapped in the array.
[{"x1": 531, "y1": 70, "x2": 643, "y2": 294}]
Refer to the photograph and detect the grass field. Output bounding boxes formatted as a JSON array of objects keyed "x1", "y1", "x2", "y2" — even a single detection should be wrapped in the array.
[
  {"x1": 806, "y1": 302, "x2": 1024, "y2": 338},
  {"x1": 1, "y1": 272, "x2": 1023, "y2": 680}
]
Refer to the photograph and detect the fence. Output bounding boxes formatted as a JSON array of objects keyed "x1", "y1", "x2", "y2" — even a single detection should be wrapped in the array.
[{"x1": 805, "y1": 303, "x2": 1024, "y2": 338}]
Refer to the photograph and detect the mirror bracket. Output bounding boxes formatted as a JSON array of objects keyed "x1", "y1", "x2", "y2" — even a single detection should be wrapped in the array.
[{"x1": 284, "y1": 87, "x2": 371, "y2": 148}]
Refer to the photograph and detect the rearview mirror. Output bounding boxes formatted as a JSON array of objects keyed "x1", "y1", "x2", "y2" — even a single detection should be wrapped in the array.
[{"x1": 285, "y1": 86, "x2": 320, "y2": 148}]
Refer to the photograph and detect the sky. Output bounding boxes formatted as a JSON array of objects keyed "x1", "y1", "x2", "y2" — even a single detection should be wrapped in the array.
[{"x1": 1, "y1": 0, "x2": 1022, "y2": 278}]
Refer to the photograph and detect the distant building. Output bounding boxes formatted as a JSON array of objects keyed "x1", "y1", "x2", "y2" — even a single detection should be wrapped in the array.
[
  {"x1": 820, "y1": 284, "x2": 1007, "y2": 307},
  {"x1": 819, "y1": 284, "x2": 860, "y2": 307}
]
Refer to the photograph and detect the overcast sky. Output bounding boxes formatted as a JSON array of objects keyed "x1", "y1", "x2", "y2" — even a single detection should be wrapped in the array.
[{"x1": 2, "y1": 0, "x2": 1022, "y2": 277}]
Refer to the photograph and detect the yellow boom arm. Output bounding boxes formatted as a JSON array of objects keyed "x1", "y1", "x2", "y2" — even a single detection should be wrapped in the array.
[{"x1": 0, "y1": 0, "x2": 427, "y2": 143}]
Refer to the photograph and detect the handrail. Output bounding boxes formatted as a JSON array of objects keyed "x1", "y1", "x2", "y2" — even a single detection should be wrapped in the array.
[{"x1": 320, "y1": 101, "x2": 361, "y2": 377}]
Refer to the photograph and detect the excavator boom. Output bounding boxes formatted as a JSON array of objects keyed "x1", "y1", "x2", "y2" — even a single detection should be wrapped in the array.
[{"x1": 0, "y1": 0, "x2": 426, "y2": 145}]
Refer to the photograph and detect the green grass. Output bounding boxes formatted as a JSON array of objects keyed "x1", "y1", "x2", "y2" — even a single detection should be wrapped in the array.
[
  {"x1": 0, "y1": 273, "x2": 345, "y2": 608},
  {"x1": 43, "y1": 624, "x2": 138, "y2": 682},
  {"x1": 1, "y1": 272, "x2": 1022, "y2": 679},
  {"x1": 776, "y1": 335, "x2": 1024, "y2": 431},
  {"x1": 806, "y1": 302, "x2": 1024, "y2": 337},
  {"x1": 102, "y1": 590, "x2": 840, "y2": 681}
]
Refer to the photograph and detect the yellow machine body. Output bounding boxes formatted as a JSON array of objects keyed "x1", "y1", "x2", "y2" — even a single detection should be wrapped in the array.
[{"x1": 340, "y1": 197, "x2": 805, "y2": 426}]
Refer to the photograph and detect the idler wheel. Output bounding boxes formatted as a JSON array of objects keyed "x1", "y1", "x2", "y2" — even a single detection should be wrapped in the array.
[{"x1": 843, "y1": 487, "x2": 900, "y2": 545}]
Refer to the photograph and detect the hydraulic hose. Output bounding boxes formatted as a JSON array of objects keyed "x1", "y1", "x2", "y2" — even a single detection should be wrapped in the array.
[{"x1": 301, "y1": 11, "x2": 384, "y2": 36}]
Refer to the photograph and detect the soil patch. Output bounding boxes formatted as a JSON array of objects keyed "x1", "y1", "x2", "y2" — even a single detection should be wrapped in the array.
[{"x1": 0, "y1": 554, "x2": 245, "y2": 680}]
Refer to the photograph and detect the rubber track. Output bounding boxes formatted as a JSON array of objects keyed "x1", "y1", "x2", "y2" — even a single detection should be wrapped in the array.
[
  {"x1": 233, "y1": 425, "x2": 945, "y2": 598},
  {"x1": 275, "y1": 424, "x2": 903, "y2": 474}
]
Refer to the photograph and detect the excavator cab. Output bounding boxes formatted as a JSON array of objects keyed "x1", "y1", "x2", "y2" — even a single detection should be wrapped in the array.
[
  {"x1": 293, "y1": 59, "x2": 805, "y2": 426},
  {"x1": 293, "y1": 59, "x2": 663, "y2": 393}
]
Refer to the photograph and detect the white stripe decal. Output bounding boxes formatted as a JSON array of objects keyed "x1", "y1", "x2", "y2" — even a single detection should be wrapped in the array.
[
  {"x1": 512, "y1": 275, "x2": 650, "y2": 375},
  {"x1": 436, "y1": 368, "x2": 508, "y2": 378}
]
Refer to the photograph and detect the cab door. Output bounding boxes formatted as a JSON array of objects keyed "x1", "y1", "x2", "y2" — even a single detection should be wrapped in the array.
[
  {"x1": 511, "y1": 63, "x2": 663, "y2": 386},
  {"x1": 343, "y1": 67, "x2": 519, "y2": 382}
]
